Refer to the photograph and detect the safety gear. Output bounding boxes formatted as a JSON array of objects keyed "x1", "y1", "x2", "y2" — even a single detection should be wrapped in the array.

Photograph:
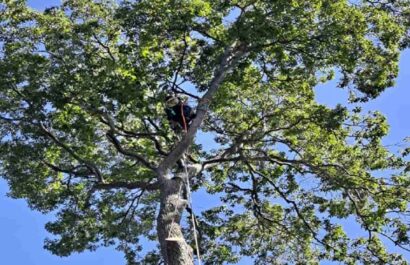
[{"x1": 165, "y1": 96, "x2": 179, "y2": 107}]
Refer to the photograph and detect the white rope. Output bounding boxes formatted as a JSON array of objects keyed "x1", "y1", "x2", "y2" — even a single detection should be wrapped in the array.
[{"x1": 183, "y1": 159, "x2": 202, "y2": 265}]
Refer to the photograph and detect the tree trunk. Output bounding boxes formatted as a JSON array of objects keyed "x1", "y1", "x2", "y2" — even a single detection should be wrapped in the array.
[
  {"x1": 154, "y1": 44, "x2": 246, "y2": 265},
  {"x1": 157, "y1": 176, "x2": 194, "y2": 265}
]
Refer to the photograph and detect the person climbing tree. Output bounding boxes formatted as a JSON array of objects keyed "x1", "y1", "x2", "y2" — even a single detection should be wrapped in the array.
[
  {"x1": 165, "y1": 95, "x2": 196, "y2": 132},
  {"x1": 1, "y1": 1, "x2": 410, "y2": 265}
]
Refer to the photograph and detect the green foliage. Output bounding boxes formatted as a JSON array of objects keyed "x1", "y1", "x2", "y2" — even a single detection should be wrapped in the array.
[{"x1": 1, "y1": 0, "x2": 410, "y2": 264}]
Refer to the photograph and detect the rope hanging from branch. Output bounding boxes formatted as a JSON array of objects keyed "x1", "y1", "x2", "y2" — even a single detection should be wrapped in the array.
[{"x1": 183, "y1": 163, "x2": 202, "y2": 265}]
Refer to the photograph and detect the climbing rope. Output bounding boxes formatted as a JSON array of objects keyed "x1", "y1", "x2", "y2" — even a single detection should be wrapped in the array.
[
  {"x1": 165, "y1": 157, "x2": 202, "y2": 265},
  {"x1": 180, "y1": 99, "x2": 188, "y2": 133},
  {"x1": 181, "y1": 155, "x2": 202, "y2": 265},
  {"x1": 182, "y1": 157, "x2": 202, "y2": 265}
]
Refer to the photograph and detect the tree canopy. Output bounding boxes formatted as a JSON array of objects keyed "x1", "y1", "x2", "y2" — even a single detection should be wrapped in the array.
[{"x1": 1, "y1": 0, "x2": 410, "y2": 264}]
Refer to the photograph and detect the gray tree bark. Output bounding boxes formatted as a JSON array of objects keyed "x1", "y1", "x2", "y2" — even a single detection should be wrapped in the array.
[{"x1": 157, "y1": 175, "x2": 194, "y2": 265}]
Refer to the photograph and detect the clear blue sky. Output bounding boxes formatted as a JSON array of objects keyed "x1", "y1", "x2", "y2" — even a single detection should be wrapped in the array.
[{"x1": 1, "y1": 1, "x2": 409, "y2": 264}]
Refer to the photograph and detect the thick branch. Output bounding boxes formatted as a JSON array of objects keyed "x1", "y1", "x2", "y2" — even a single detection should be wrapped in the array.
[
  {"x1": 94, "y1": 181, "x2": 160, "y2": 191},
  {"x1": 157, "y1": 43, "x2": 247, "y2": 177}
]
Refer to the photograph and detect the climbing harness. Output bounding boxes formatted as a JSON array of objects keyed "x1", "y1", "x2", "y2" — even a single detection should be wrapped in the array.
[{"x1": 165, "y1": 94, "x2": 194, "y2": 132}]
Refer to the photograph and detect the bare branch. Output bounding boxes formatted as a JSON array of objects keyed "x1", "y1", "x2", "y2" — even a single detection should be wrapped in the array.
[
  {"x1": 247, "y1": 165, "x2": 330, "y2": 248},
  {"x1": 141, "y1": 119, "x2": 169, "y2": 156},
  {"x1": 84, "y1": 180, "x2": 159, "y2": 209},
  {"x1": 39, "y1": 122, "x2": 105, "y2": 183},
  {"x1": 120, "y1": 190, "x2": 146, "y2": 226},
  {"x1": 168, "y1": 81, "x2": 201, "y2": 100},
  {"x1": 171, "y1": 35, "x2": 189, "y2": 91},
  {"x1": 191, "y1": 26, "x2": 223, "y2": 43},
  {"x1": 106, "y1": 131, "x2": 156, "y2": 171},
  {"x1": 41, "y1": 160, "x2": 93, "y2": 177},
  {"x1": 92, "y1": 33, "x2": 116, "y2": 62},
  {"x1": 99, "y1": 116, "x2": 159, "y2": 138}
]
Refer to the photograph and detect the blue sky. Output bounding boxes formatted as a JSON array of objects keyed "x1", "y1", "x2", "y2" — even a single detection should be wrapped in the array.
[{"x1": 0, "y1": 1, "x2": 409, "y2": 264}]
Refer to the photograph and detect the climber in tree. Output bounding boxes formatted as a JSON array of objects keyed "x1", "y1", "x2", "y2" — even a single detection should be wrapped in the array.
[{"x1": 165, "y1": 95, "x2": 196, "y2": 132}]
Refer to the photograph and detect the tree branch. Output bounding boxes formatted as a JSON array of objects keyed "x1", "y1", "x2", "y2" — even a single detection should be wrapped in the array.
[
  {"x1": 94, "y1": 181, "x2": 160, "y2": 191},
  {"x1": 41, "y1": 160, "x2": 93, "y2": 178},
  {"x1": 247, "y1": 165, "x2": 331, "y2": 249},
  {"x1": 120, "y1": 190, "x2": 146, "y2": 226},
  {"x1": 156, "y1": 42, "x2": 247, "y2": 178},
  {"x1": 106, "y1": 131, "x2": 156, "y2": 171},
  {"x1": 92, "y1": 33, "x2": 116, "y2": 62},
  {"x1": 171, "y1": 35, "x2": 188, "y2": 91},
  {"x1": 39, "y1": 122, "x2": 105, "y2": 183}
]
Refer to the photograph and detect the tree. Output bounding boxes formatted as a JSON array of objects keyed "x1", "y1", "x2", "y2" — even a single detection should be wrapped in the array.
[{"x1": 1, "y1": 0, "x2": 410, "y2": 264}]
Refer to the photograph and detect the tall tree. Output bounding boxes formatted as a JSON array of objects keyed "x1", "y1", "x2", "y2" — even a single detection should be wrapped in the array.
[{"x1": 1, "y1": 0, "x2": 410, "y2": 264}]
